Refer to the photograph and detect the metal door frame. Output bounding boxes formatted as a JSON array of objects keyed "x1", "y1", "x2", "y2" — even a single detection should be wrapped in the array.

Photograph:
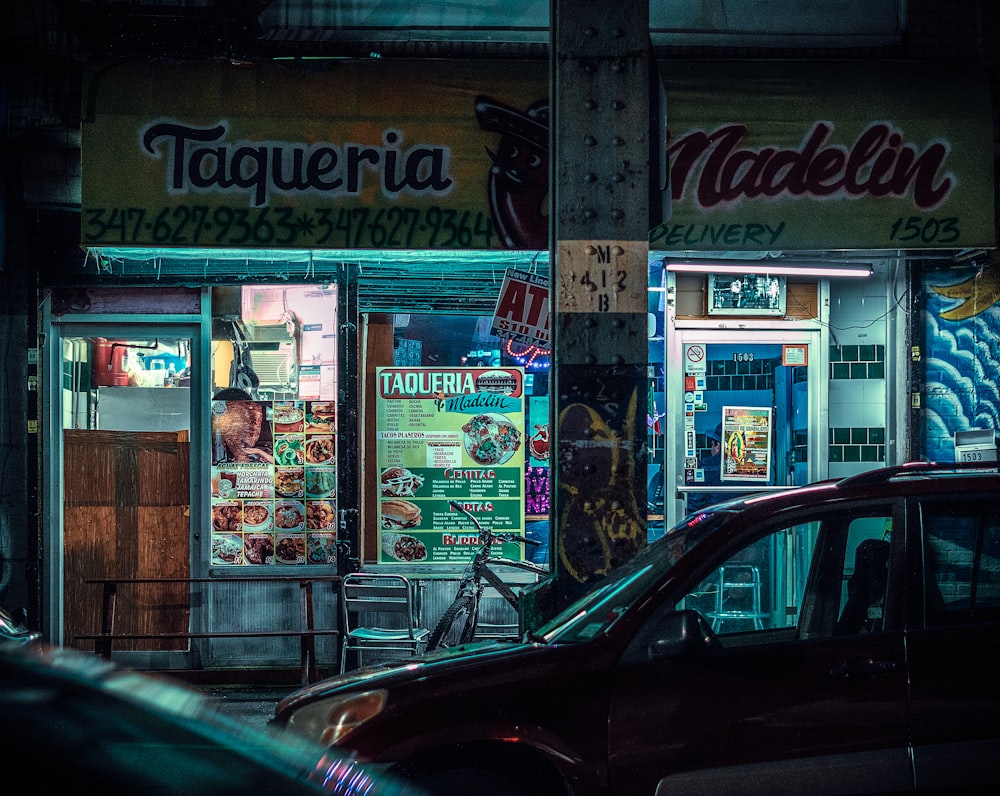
[
  {"x1": 40, "y1": 292, "x2": 211, "y2": 655},
  {"x1": 664, "y1": 320, "x2": 829, "y2": 530}
]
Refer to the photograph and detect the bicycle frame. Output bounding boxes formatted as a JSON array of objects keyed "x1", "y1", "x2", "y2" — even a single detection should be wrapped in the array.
[
  {"x1": 465, "y1": 553, "x2": 546, "y2": 611},
  {"x1": 428, "y1": 502, "x2": 548, "y2": 649}
]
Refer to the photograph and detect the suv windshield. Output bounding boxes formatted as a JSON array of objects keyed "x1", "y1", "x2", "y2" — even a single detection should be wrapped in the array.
[{"x1": 532, "y1": 509, "x2": 731, "y2": 643}]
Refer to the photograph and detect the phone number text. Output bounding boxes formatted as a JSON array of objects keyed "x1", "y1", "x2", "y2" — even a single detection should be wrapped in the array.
[{"x1": 84, "y1": 205, "x2": 497, "y2": 248}]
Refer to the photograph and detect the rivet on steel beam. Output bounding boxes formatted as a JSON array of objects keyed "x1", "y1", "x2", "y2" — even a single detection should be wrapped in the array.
[
  {"x1": 582, "y1": 208, "x2": 596, "y2": 219},
  {"x1": 613, "y1": 136, "x2": 625, "y2": 146},
  {"x1": 612, "y1": 317, "x2": 624, "y2": 328},
  {"x1": 611, "y1": 208, "x2": 624, "y2": 220},
  {"x1": 612, "y1": 172, "x2": 624, "y2": 183},
  {"x1": 584, "y1": 27, "x2": 598, "y2": 37},
  {"x1": 585, "y1": 99, "x2": 597, "y2": 109},
  {"x1": 613, "y1": 28, "x2": 625, "y2": 37},
  {"x1": 584, "y1": 135, "x2": 597, "y2": 146},
  {"x1": 585, "y1": 354, "x2": 597, "y2": 364},
  {"x1": 584, "y1": 245, "x2": 596, "y2": 255},
  {"x1": 611, "y1": 60, "x2": 624, "y2": 73},
  {"x1": 585, "y1": 316, "x2": 597, "y2": 327},
  {"x1": 613, "y1": 100, "x2": 625, "y2": 110},
  {"x1": 584, "y1": 172, "x2": 597, "y2": 183},
  {"x1": 611, "y1": 354, "x2": 624, "y2": 365}
]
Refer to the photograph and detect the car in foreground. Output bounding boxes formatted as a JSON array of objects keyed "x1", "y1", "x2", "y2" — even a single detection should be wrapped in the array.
[
  {"x1": 271, "y1": 462, "x2": 1000, "y2": 795},
  {"x1": 0, "y1": 641, "x2": 425, "y2": 796}
]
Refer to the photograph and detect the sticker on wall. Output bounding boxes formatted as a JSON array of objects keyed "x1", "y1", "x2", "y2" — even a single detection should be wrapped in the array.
[
  {"x1": 684, "y1": 344, "x2": 707, "y2": 374},
  {"x1": 782, "y1": 345, "x2": 808, "y2": 366}
]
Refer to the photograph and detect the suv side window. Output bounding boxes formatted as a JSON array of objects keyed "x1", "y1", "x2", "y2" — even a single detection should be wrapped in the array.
[
  {"x1": 679, "y1": 510, "x2": 893, "y2": 640},
  {"x1": 922, "y1": 500, "x2": 1000, "y2": 625}
]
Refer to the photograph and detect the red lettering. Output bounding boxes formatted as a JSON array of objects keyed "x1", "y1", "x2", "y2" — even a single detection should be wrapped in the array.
[{"x1": 668, "y1": 121, "x2": 953, "y2": 211}]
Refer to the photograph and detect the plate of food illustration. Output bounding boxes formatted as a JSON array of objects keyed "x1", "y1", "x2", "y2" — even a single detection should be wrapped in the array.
[
  {"x1": 307, "y1": 533, "x2": 337, "y2": 565},
  {"x1": 275, "y1": 535, "x2": 306, "y2": 564},
  {"x1": 242, "y1": 501, "x2": 272, "y2": 531},
  {"x1": 275, "y1": 467, "x2": 305, "y2": 498},
  {"x1": 306, "y1": 468, "x2": 336, "y2": 498},
  {"x1": 244, "y1": 534, "x2": 275, "y2": 565},
  {"x1": 273, "y1": 406, "x2": 304, "y2": 433},
  {"x1": 380, "y1": 499, "x2": 421, "y2": 530},
  {"x1": 274, "y1": 437, "x2": 304, "y2": 466},
  {"x1": 379, "y1": 466, "x2": 424, "y2": 497},
  {"x1": 274, "y1": 500, "x2": 305, "y2": 531},
  {"x1": 212, "y1": 502, "x2": 243, "y2": 532},
  {"x1": 306, "y1": 499, "x2": 337, "y2": 531},
  {"x1": 212, "y1": 533, "x2": 244, "y2": 565},
  {"x1": 461, "y1": 413, "x2": 522, "y2": 465},
  {"x1": 381, "y1": 532, "x2": 428, "y2": 562},
  {"x1": 305, "y1": 436, "x2": 335, "y2": 464},
  {"x1": 306, "y1": 402, "x2": 336, "y2": 432}
]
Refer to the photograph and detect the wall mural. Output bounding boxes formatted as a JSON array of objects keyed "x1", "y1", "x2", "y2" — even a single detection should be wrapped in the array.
[{"x1": 922, "y1": 262, "x2": 1000, "y2": 462}]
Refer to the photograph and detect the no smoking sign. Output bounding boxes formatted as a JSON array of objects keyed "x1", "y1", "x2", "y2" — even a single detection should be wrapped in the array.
[{"x1": 685, "y1": 344, "x2": 707, "y2": 375}]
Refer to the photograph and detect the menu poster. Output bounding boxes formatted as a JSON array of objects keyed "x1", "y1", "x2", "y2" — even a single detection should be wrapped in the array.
[
  {"x1": 210, "y1": 399, "x2": 338, "y2": 567},
  {"x1": 376, "y1": 367, "x2": 526, "y2": 565},
  {"x1": 721, "y1": 405, "x2": 773, "y2": 483}
]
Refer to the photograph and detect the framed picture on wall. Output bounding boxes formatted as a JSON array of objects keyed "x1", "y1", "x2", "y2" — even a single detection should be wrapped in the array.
[{"x1": 707, "y1": 274, "x2": 786, "y2": 316}]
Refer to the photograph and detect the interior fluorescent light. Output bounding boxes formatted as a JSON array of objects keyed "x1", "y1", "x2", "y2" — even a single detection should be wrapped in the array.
[{"x1": 665, "y1": 261, "x2": 872, "y2": 278}]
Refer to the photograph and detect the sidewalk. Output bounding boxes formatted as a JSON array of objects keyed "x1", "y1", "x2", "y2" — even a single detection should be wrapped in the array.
[{"x1": 202, "y1": 685, "x2": 298, "y2": 729}]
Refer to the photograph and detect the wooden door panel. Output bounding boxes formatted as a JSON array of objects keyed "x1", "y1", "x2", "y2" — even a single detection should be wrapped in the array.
[{"x1": 64, "y1": 430, "x2": 190, "y2": 651}]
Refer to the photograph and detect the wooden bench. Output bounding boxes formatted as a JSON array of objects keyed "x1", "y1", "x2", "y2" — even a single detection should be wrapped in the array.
[{"x1": 76, "y1": 576, "x2": 341, "y2": 684}]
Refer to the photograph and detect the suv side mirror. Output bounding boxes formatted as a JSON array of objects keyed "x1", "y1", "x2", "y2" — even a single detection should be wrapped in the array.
[{"x1": 646, "y1": 609, "x2": 719, "y2": 660}]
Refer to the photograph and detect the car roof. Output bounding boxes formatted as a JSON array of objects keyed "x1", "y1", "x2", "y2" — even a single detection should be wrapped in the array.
[
  {"x1": 0, "y1": 643, "x2": 423, "y2": 796},
  {"x1": 703, "y1": 461, "x2": 1000, "y2": 514}
]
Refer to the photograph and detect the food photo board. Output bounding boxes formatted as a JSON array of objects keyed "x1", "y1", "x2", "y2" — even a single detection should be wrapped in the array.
[
  {"x1": 375, "y1": 367, "x2": 526, "y2": 565},
  {"x1": 210, "y1": 399, "x2": 338, "y2": 566}
]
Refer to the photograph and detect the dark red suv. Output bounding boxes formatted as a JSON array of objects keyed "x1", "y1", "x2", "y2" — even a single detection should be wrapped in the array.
[{"x1": 272, "y1": 462, "x2": 1000, "y2": 795}]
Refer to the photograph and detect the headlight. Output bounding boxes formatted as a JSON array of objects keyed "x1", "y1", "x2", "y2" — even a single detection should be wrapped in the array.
[{"x1": 286, "y1": 689, "x2": 388, "y2": 747}]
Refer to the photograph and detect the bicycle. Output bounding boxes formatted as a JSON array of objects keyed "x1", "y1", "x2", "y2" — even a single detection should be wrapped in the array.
[{"x1": 427, "y1": 500, "x2": 548, "y2": 650}]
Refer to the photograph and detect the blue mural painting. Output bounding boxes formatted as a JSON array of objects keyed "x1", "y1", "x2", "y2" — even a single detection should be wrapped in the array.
[{"x1": 922, "y1": 265, "x2": 1000, "y2": 462}]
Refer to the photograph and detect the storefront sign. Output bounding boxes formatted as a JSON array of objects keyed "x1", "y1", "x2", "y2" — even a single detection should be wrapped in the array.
[
  {"x1": 490, "y1": 268, "x2": 549, "y2": 347},
  {"x1": 721, "y1": 406, "x2": 772, "y2": 483},
  {"x1": 83, "y1": 60, "x2": 992, "y2": 251},
  {"x1": 376, "y1": 366, "x2": 526, "y2": 565},
  {"x1": 655, "y1": 60, "x2": 993, "y2": 251}
]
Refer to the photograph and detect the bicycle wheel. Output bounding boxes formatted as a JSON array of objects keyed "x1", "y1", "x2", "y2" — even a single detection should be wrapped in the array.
[{"x1": 428, "y1": 593, "x2": 477, "y2": 650}]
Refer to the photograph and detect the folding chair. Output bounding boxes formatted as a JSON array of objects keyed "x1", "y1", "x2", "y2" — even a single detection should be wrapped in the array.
[{"x1": 339, "y1": 573, "x2": 429, "y2": 673}]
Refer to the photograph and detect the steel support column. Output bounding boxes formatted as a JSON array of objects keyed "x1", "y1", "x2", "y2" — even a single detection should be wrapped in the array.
[{"x1": 546, "y1": 0, "x2": 652, "y2": 610}]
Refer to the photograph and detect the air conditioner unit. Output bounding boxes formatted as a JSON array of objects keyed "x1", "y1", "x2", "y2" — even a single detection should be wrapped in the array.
[{"x1": 246, "y1": 323, "x2": 297, "y2": 393}]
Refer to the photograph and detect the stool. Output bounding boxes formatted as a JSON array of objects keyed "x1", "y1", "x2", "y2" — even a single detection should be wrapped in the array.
[{"x1": 707, "y1": 564, "x2": 767, "y2": 631}]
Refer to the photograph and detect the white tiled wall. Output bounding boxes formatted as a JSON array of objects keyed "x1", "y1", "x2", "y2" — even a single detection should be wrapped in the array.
[{"x1": 827, "y1": 260, "x2": 891, "y2": 480}]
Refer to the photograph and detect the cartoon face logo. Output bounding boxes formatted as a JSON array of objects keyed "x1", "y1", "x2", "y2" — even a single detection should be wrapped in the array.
[{"x1": 475, "y1": 96, "x2": 549, "y2": 249}]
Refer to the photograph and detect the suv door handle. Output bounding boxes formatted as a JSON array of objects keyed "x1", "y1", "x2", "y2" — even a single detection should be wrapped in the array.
[{"x1": 830, "y1": 658, "x2": 897, "y2": 678}]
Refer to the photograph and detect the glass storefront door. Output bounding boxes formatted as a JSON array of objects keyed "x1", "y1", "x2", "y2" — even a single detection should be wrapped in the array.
[
  {"x1": 663, "y1": 330, "x2": 826, "y2": 529},
  {"x1": 49, "y1": 324, "x2": 201, "y2": 666}
]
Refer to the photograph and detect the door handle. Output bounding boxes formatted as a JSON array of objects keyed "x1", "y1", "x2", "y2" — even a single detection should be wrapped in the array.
[{"x1": 830, "y1": 658, "x2": 897, "y2": 678}]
